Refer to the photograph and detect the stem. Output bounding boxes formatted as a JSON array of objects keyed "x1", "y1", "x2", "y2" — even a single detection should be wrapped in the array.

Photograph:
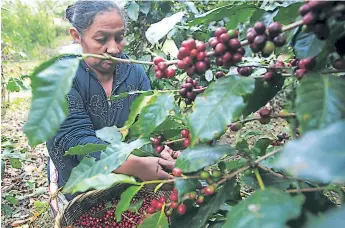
[
  {"x1": 254, "y1": 168, "x2": 265, "y2": 190},
  {"x1": 286, "y1": 187, "x2": 327, "y2": 193},
  {"x1": 81, "y1": 53, "x2": 154, "y2": 65},
  {"x1": 164, "y1": 138, "x2": 185, "y2": 145},
  {"x1": 236, "y1": 113, "x2": 296, "y2": 124},
  {"x1": 282, "y1": 20, "x2": 304, "y2": 32}
]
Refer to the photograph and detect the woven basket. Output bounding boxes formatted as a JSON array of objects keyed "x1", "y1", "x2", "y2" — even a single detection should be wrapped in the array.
[{"x1": 55, "y1": 184, "x2": 171, "y2": 228}]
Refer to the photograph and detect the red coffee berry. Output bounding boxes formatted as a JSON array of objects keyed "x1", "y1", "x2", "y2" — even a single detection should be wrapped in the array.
[
  {"x1": 268, "y1": 22, "x2": 282, "y2": 37},
  {"x1": 273, "y1": 34, "x2": 286, "y2": 47},
  {"x1": 264, "y1": 71, "x2": 274, "y2": 81},
  {"x1": 186, "y1": 77, "x2": 193, "y2": 85},
  {"x1": 230, "y1": 122, "x2": 242, "y2": 131},
  {"x1": 209, "y1": 37, "x2": 219, "y2": 48},
  {"x1": 332, "y1": 58, "x2": 345, "y2": 70},
  {"x1": 228, "y1": 39, "x2": 241, "y2": 50},
  {"x1": 246, "y1": 31, "x2": 257, "y2": 44},
  {"x1": 215, "y1": 43, "x2": 226, "y2": 55},
  {"x1": 192, "y1": 80, "x2": 198, "y2": 87},
  {"x1": 146, "y1": 206, "x2": 155, "y2": 214},
  {"x1": 165, "y1": 68, "x2": 176, "y2": 78},
  {"x1": 296, "y1": 69, "x2": 307, "y2": 79},
  {"x1": 196, "y1": 41, "x2": 206, "y2": 52},
  {"x1": 237, "y1": 47, "x2": 245, "y2": 55},
  {"x1": 196, "y1": 195, "x2": 205, "y2": 204},
  {"x1": 259, "y1": 117, "x2": 271, "y2": 124},
  {"x1": 184, "y1": 138, "x2": 191, "y2": 147},
  {"x1": 172, "y1": 168, "x2": 183, "y2": 177},
  {"x1": 153, "y1": 56, "x2": 165, "y2": 65},
  {"x1": 203, "y1": 185, "x2": 215, "y2": 195},
  {"x1": 222, "y1": 52, "x2": 232, "y2": 62},
  {"x1": 254, "y1": 22, "x2": 266, "y2": 34},
  {"x1": 215, "y1": 71, "x2": 225, "y2": 78},
  {"x1": 232, "y1": 53, "x2": 243, "y2": 63},
  {"x1": 155, "y1": 70, "x2": 164, "y2": 79},
  {"x1": 159, "y1": 197, "x2": 166, "y2": 203},
  {"x1": 220, "y1": 33, "x2": 230, "y2": 44},
  {"x1": 259, "y1": 107, "x2": 272, "y2": 118},
  {"x1": 177, "y1": 204, "x2": 187, "y2": 215},
  {"x1": 170, "y1": 201, "x2": 178, "y2": 209},
  {"x1": 254, "y1": 34, "x2": 267, "y2": 47},
  {"x1": 154, "y1": 145, "x2": 164, "y2": 153},
  {"x1": 183, "y1": 56, "x2": 193, "y2": 67},
  {"x1": 177, "y1": 60, "x2": 187, "y2": 69},
  {"x1": 179, "y1": 88, "x2": 187, "y2": 97},
  {"x1": 197, "y1": 52, "x2": 206, "y2": 61},
  {"x1": 195, "y1": 61, "x2": 207, "y2": 73},
  {"x1": 215, "y1": 27, "x2": 227, "y2": 38},
  {"x1": 158, "y1": 62, "x2": 167, "y2": 71},
  {"x1": 154, "y1": 65, "x2": 159, "y2": 72},
  {"x1": 178, "y1": 47, "x2": 190, "y2": 58},
  {"x1": 190, "y1": 49, "x2": 198, "y2": 58},
  {"x1": 180, "y1": 129, "x2": 190, "y2": 138},
  {"x1": 187, "y1": 66, "x2": 195, "y2": 76},
  {"x1": 170, "y1": 193, "x2": 178, "y2": 202},
  {"x1": 152, "y1": 137, "x2": 161, "y2": 146},
  {"x1": 298, "y1": 57, "x2": 315, "y2": 70}
]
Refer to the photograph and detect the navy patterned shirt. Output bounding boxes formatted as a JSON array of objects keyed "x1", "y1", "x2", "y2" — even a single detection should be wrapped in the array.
[{"x1": 47, "y1": 54, "x2": 151, "y2": 200}]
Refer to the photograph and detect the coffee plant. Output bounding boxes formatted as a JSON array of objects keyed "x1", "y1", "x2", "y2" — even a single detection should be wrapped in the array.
[{"x1": 23, "y1": 1, "x2": 345, "y2": 227}]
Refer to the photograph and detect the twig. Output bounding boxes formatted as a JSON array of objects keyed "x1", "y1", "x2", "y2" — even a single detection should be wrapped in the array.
[
  {"x1": 81, "y1": 53, "x2": 154, "y2": 65},
  {"x1": 286, "y1": 187, "x2": 327, "y2": 193},
  {"x1": 236, "y1": 113, "x2": 296, "y2": 124},
  {"x1": 164, "y1": 138, "x2": 185, "y2": 145},
  {"x1": 257, "y1": 165, "x2": 305, "y2": 182}
]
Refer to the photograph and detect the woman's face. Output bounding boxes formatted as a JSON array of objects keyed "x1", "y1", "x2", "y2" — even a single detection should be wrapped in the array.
[{"x1": 72, "y1": 10, "x2": 125, "y2": 75}]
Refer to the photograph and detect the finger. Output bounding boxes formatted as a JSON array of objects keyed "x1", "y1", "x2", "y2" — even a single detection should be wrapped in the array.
[
  {"x1": 157, "y1": 168, "x2": 173, "y2": 179},
  {"x1": 172, "y1": 150, "x2": 181, "y2": 159},
  {"x1": 158, "y1": 158, "x2": 175, "y2": 171},
  {"x1": 160, "y1": 150, "x2": 174, "y2": 161}
]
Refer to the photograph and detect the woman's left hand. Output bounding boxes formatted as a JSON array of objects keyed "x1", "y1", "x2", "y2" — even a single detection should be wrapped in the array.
[{"x1": 160, "y1": 146, "x2": 181, "y2": 162}]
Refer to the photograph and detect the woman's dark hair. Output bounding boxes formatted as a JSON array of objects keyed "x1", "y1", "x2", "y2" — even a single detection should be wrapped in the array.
[{"x1": 65, "y1": 0, "x2": 125, "y2": 34}]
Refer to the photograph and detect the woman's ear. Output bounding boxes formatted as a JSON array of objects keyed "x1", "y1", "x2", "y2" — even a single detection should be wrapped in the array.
[{"x1": 69, "y1": 28, "x2": 81, "y2": 44}]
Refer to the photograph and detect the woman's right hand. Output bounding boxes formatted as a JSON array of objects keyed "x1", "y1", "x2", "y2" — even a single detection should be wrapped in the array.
[{"x1": 133, "y1": 156, "x2": 174, "y2": 181}]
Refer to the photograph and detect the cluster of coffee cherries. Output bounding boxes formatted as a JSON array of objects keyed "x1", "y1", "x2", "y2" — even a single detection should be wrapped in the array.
[
  {"x1": 180, "y1": 129, "x2": 191, "y2": 148},
  {"x1": 263, "y1": 60, "x2": 285, "y2": 82},
  {"x1": 153, "y1": 57, "x2": 176, "y2": 79},
  {"x1": 209, "y1": 28, "x2": 245, "y2": 68},
  {"x1": 179, "y1": 77, "x2": 204, "y2": 105},
  {"x1": 295, "y1": 57, "x2": 316, "y2": 79},
  {"x1": 237, "y1": 66, "x2": 254, "y2": 76},
  {"x1": 247, "y1": 22, "x2": 286, "y2": 57},
  {"x1": 74, "y1": 197, "x2": 152, "y2": 228},
  {"x1": 151, "y1": 135, "x2": 165, "y2": 153},
  {"x1": 177, "y1": 39, "x2": 210, "y2": 76},
  {"x1": 299, "y1": 1, "x2": 345, "y2": 40},
  {"x1": 145, "y1": 188, "x2": 187, "y2": 216}
]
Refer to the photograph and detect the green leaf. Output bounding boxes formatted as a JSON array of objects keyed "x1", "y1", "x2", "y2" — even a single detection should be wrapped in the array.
[
  {"x1": 252, "y1": 137, "x2": 273, "y2": 156},
  {"x1": 109, "y1": 90, "x2": 152, "y2": 101},
  {"x1": 188, "y1": 75, "x2": 255, "y2": 145},
  {"x1": 175, "y1": 144, "x2": 236, "y2": 173},
  {"x1": 293, "y1": 31, "x2": 325, "y2": 59},
  {"x1": 116, "y1": 185, "x2": 142, "y2": 222},
  {"x1": 243, "y1": 76, "x2": 284, "y2": 116},
  {"x1": 225, "y1": 158, "x2": 247, "y2": 171},
  {"x1": 139, "y1": 2, "x2": 150, "y2": 15},
  {"x1": 296, "y1": 73, "x2": 345, "y2": 133},
  {"x1": 64, "y1": 144, "x2": 107, "y2": 156},
  {"x1": 189, "y1": 3, "x2": 257, "y2": 28},
  {"x1": 274, "y1": 3, "x2": 303, "y2": 25},
  {"x1": 9, "y1": 158, "x2": 22, "y2": 169},
  {"x1": 171, "y1": 180, "x2": 236, "y2": 228},
  {"x1": 6, "y1": 195, "x2": 19, "y2": 205},
  {"x1": 145, "y1": 12, "x2": 184, "y2": 45},
  {"x1": 128, "y1": 199, "x2": 144, "y2": 213},
  {"x1": 174, "y1": 179, "x2": 201, "y2": 200},
  {"x1": 7, "y1": 77, "x2": 27, "y2": 92},
  {"x1": 224, "y1": 188, "x2": 304, "y2": 228},
  {"x1": 96, "y1": 126, "x2": 122, "y2": 144},
  {"x1": 63, "y1": 139, "x2": 148, "y2": 194},
  {"x1": 122, "y1": 93, "x2": 153, "y2": 137},
  {"x1": 137, "y1": 93, "x2": 175, "y2": 137},
  {"x1": 127, "y1": 1, "x2": 140, "y2": 21},
  {"x1": 24, "y1": 56, "x2": 79, "y2": 146},
  {"x1": 275, "y1": 120, "x2": 345, "y2": 183},
  {"x1": 138, "y1": 210, "x2": 169, "y2": 228},
  {"x1": 242, "y1": 171, "x2": 297, "y2": 190},
  {"x1": 305, "y1": 206, "x2": 345, "y2": 228},
  {"x1": 74, "y1": 173, "x2": 136, "y2": 195},
  {"x1": 33, "y1": 200, "x2": 49, "y2": 213}
]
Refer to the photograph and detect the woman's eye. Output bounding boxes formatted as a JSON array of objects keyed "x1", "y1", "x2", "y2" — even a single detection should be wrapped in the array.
[
  {"x1": 96, "y1": 38, "x2": 106, "y2": 43},
  {"x1": 115, "y1": 35, "x2": 124, "y2": 43}
]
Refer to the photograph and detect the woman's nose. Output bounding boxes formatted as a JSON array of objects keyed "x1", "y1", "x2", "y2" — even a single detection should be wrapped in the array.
[{"x1": 106, "y1": 40, "x2": 120, "y2": 56}]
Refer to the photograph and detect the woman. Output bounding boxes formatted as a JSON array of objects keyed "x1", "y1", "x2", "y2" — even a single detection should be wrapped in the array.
[{"x1": 47, "y1": 0, "x2": 179, "y2": 214}]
